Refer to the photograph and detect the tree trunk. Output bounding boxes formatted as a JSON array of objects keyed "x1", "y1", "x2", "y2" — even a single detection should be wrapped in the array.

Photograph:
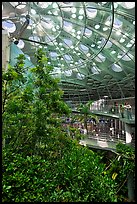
[{"x1": 84, "y1": 114, "x2": 88, "y2": 135}]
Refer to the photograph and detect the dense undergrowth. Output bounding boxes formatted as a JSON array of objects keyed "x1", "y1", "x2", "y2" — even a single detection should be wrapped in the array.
[{"x1": 2, "y1": 49, "x2": 135, "y2": 202}]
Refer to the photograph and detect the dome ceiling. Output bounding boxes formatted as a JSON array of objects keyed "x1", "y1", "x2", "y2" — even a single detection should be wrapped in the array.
[{"x1": 2, "y1": 2, "x2": 135, "y2": 103}]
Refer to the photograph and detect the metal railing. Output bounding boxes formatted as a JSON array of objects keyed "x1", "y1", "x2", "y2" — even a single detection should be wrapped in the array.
[
  {"x1": 87, "y1": 130, "x2": 135, "y2": 148},
  {"x1": 90, "y1": 105, "x2": 135, "y2": 120}
]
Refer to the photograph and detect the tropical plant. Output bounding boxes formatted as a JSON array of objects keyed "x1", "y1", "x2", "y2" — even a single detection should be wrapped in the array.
[
  {"x1": 77, "y1": 101, "x2": 98, "y2": 134},
  {"x1": 3, "y1": 48, "x2": 133, "y2": 202},
  {"x1": 96, "y1": 143, "x2": 135, "y2": 202},
  {"x1": 2, "y1": 49, "x2": 71, "y2": 155},
  {"x1": 2, "y1": 138, "x2": 118, "y2": 202}
]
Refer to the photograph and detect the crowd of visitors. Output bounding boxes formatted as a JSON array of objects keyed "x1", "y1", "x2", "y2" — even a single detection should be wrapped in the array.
[{"x1": 110, "y1": 102, "x2": 132, "y2": 119}]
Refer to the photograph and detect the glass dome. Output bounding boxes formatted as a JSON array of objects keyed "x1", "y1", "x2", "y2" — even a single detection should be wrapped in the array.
[{"x1": 2, "y1": 2, "x2": 135, "y2": 103}]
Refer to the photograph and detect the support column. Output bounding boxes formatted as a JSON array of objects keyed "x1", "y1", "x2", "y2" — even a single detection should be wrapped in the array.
[
  {"x1": 125, "y1": 123, "x2": 132, "y2": 144},
  {"x1": 119, "y1": 120, "x2": 121, "y2": 131},
  {"x1": 2, "y1": 30, "x2": 10, "y2": 72},
  {"x1": 114, "y1": 119, "x2": 117, "y2": 137},
  {"x1": 2, "y1": 30, "x2": 10, "y2": 148}
]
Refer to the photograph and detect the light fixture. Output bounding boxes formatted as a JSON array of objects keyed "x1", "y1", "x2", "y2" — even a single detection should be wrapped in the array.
[
  {"x1": 116, "y1": 30, "x2": 121, "y2": 35},
  {"x1": 78, "y1": 16, "x2": 83, "y2": 20},
  {"x1": 72, "y1": 14, "x2": 76, "y2": 18},
  {"x1": 79, "y1": 9, "x2": 84, "y2": 15},
  {"x1": 103, "y1": 27, "x2": 109, "y2": 31},
  {"x1": 111, "y1": 51, "x2": 116, "y2": 54},
  {"x1": 119, "y1": 38, "x2": 125, "y2": 43},
  {"x1": 31, "y1": 9, "x2": 36, "y2": 15},
  {"x1": 95, "y1": 24, "x2": 100, "y2": 29}
]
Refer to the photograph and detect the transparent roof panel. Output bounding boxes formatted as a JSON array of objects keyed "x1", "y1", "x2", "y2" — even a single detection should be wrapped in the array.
[{"x1": 2, "y1": 2, "x2": 135, "y2": 101}]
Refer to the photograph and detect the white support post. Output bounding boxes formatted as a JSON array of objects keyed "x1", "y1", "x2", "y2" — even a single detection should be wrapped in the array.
[
  {"x1": 2, "y1": 30, "x2": 10, "y2": 148},
  {"x1": 125, "y1": 123, "x2": 132, "y2": 144},
  {"x1": 2, "y1": 30, "x2": 10, "y2": 72}
]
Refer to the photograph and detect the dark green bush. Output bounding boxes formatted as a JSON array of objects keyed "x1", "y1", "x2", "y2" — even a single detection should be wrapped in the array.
[{"x1": 2, "y1": 137, "x2": 117, "y2": 202}]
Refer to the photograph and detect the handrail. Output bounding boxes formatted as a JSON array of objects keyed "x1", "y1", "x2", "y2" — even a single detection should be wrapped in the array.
[{"x1": 90, "y1": 105, "x2": 135, "y2": 120}]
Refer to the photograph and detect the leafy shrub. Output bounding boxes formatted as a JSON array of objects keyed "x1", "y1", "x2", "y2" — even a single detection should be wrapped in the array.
[{"x1": 3, "y1": 138, "x2": 117, "y2": 202}]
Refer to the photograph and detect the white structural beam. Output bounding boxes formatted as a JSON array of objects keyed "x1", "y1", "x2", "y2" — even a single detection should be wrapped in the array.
[{"x1": 2, "y1": 30, "x2": 10, "y2": 72}]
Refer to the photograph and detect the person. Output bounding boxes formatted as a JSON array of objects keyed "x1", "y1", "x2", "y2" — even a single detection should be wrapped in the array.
[
  {"x1": 119, "y1": 104, "x2": 124, "y2": 118},
  {"x1": 114, "y1": 102, "x2": 119, "y2": 114},
  {"x1": 124, "y1": 102, "x2": 132, "y2": 119}
]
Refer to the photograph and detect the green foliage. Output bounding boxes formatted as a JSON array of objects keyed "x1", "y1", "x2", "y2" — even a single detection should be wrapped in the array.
[
  {"x1": 77, "y1": 102, "x2": 98, "y2": 134},
  {"x1": 2, "y1": 49, "x2": 71, "y2": 154},
  {"x1": 94, "y1": 143, "x2": 135, "y2": 201},
  {"x1": 2, "y1": 137, "x2": 117, "y2": 202},
  {"x1": 3, "y1": 48, "x2": 129, "y2": 202}
]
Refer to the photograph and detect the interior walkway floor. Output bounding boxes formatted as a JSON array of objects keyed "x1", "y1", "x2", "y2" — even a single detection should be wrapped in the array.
[{"x1": 79, "y1": 136, "x2": 134, "y2": 152}]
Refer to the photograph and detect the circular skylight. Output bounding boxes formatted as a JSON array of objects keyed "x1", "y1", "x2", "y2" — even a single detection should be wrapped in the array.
[
  {"x1": 10, "y1": 2, "x2": 26, "y2": 9},
  {"x1": 50, "y1": 52, "x2": 58, "y2": 59},
  {"x1": 112, "y1": 64, "x2": 123, "y2": 72},
  {"x1": 105, "y1": 41, "x2": 112, "y2": 48},
  {"x1": 121, "y1": 2, "x2": 135, "y2": 9},
  {"x1": 86, "y1": 8, "x2": 97, "y2": 18},
  {"x1": 122, "y1": 53, "x2": 134, "y2": 61},
  {"x1": 114, "y1": 3, "x2": 118, "y2": 9},
  {"x1": 113, "y1": 18, "x2": 123, "y2": 28},
  {"x1": 64, "y1": 70, "x2": 72, "y2": 76},
  {"x1": 95, "y1": 53, "x2": 106, "y2": 62},
  {"x1": 84, "y1": 28, "x2": 92, "y2": 37},
  {"x1": 64, "y1": 54, "x2": 73, "y2": 61},
  {"x1": 29, "y1": 36, "x2": 40, "y2": 46},
  {"x1": 37, "y1": 2, "x2": 52, "y2": 8},
  {"x1": 63, "y1": 38, "x2": 73, "y2": 47},
  {"x1": 16, "y1": 3, "x2": 26, "y2": 9},
  {"x1": 31, "y1": 9, "x2": 36, "y2": 15},
  {"x1": 91, "y1": 66, "x2": 101, "y2": 74},
  {"x1": 77, "y1": 73, "x2": 85, "y2": 80},
  {"x1": 2, "y1": 20, "x2": 16, "y2": 33},
  {"x1": 41, "y1": 18, "x2": 53, "y2": 30},
  {"x1": 63, "y1": 21, "x2": 73, "y2": 32},
  {"x1": 79, "y1": 44, "x2": 89, "y2": 53},
  {"x1": 126, "y1": 43, "x2": 132, "y2": 48},
  {"x1": 52, "y1": 2, "x2": 58, "y2": 9},
  {"x1": 9, "y1": 2, "x2": 18, "y2": 7},
  {"x1": 101, "y1": 38, "x2": 112, "y2": 48}
]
